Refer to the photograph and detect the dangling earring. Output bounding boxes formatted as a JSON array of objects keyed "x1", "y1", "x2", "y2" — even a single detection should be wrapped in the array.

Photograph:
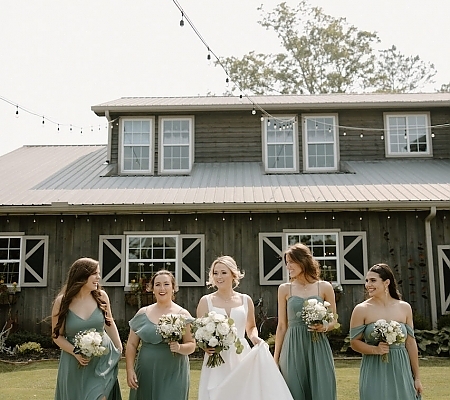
[{"x1": 385, "y1": 286, "x2": 389, "y2": 296}]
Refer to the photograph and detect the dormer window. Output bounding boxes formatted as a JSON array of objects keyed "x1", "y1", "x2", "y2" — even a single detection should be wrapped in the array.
[
  {"x1": 384, "y1": 113, "x2": 432, "y2": 157},
  {"x1": 262, "y1": 115, "x2": 298, "y2": 173},
  {"x1": 120, "y1": 118, "x2": 154, "y2": 174},
  {"x1": 302, "y1": 114, "x2": 339, "y2": 172},
  {"x1": 159, "y1": 116, "x2": 194, "y2": 174}
]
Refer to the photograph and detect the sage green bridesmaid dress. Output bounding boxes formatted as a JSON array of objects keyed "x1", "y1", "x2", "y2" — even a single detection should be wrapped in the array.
[
  {"x1": 128, "y1": 312, "x2": 190, "y2": 400},
  {"x1": 350, "y1": 323, "x2": 421, "y2": 399},
  {"x1": 279, "y1": 294, "x2": 337, "y2": 400},
  {"x1": 54, "y1": 307, "x2": 122, "y2": 400}
]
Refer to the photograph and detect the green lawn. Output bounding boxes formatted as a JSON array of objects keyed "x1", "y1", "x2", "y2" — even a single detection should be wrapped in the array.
[{"x1": 1, "y1": 357, "x2": 448, "y2": 399}]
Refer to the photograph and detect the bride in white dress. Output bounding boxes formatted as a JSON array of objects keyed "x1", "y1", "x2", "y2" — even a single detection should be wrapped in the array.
[
  {"x1": 196, "y1": 256, "x2": 294, "y2": 400},
  {"x1": 196, "y1": 256, "x2": 261, "y2": 400}
]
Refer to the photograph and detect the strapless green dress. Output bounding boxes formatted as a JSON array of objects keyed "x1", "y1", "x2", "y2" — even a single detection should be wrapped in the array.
[
  {"x1": 279, "y1": 295, "x2": 336, "y2": 400},
  {"x1": 350, "y1": 322, "x2": 421, "y2": 399},
  {"x1": 54, "y1": 307, "x2": 121, "y2": 400},
  {"x1": 129, "y1": 312, "x2": 190, "y2": 400}
]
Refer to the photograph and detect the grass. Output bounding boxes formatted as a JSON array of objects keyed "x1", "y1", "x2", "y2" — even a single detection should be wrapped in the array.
[{"x1": 1, "y1": 357, "x2": 449, "y2": 399}]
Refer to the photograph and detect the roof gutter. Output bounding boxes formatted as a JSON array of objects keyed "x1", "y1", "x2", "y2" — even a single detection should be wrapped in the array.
[{"x1": 425, "y1": 206, "x2": 437, "y2": 328}]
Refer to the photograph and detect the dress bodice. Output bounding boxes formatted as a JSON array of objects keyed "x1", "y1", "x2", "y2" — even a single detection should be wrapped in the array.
[
  {"x1": 287, "y1": 295, "x2": 323, "y2": 326},
  {"x1": 129, "y1": 312, "x2": 164, "y2": 344},
  {"x1": 206, "y1": 294, "x2": 248, "y2": 339},
  {"x1": 350, "y1": 322, "x2": 414, "y2": 347},
  {"x1": 65, "y1": 308, "x2": 105, "y2": 341}
]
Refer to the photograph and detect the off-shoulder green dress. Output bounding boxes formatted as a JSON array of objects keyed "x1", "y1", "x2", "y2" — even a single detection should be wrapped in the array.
[
  {"x1": 128, "y1": 312, "x2": 190, "y2": 400},
  {"x1": 350, "y1": 322, "x2": 421, "y2": 399},
  {"x1": 279, "y1": 294, "x2": 337, "y2": 400},
  {"x1": 54, "y1": 308, "x2": 122, "y2": 400}
]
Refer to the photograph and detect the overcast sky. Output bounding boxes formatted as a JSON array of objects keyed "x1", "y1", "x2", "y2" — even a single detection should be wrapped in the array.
[{"x1": 1, "y1": 0, "x2": 449, "y2": 156}]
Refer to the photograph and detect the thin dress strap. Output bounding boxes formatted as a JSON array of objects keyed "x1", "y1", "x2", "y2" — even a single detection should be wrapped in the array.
[
  {"x1": 241, "y1": 293, "x2": 248, "y2": 313},
  {"x1": 206, "y1": 294, "x2": 213, "y2": 312},
  {"x1": 289, "y1": 282, "x2": 292, "y2": 297},
  {"x1": 318, "y1": 280, "x2": 320, "y2": 296}
]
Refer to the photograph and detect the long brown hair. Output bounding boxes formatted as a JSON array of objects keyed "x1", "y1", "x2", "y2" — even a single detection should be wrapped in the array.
[
  {"x1": 284, "y1": 243, "x2": 320, "y2": 282},
  {"x1": 52, "y1": 257, "x2": 110, "y2": 338},
  {"x1": 368, "y1": 263, "x2": 402, "y2": 300}
]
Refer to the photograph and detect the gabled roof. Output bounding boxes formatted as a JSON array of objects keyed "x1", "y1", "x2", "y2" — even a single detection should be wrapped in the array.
[
  {"x1": 0, "y1": 145, "x2": 449, "y2": 214},
  {"x1": 92, "y1": 93, "x2": 450, "y2": 115}
]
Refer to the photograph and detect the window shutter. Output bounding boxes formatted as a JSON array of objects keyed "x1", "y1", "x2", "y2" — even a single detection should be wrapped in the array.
[
  {"x1": 178, "y1": 235, "x2": 205, "y2": 287},
  {"x1": 99, "y1": 235, "x2": 125, "y2": 286},
  {"x1": 20, "y1": 236, "x2": 48, "y2": 287},
  {"x1": 259, "y1": 233, "x2": 285, "y2": 285},
  {"x1": 339, "y1": 231, "x2": 367, "y2": 284},
  {"x1": 438, "y1": 245, "x2": 450, "y2": 315}
]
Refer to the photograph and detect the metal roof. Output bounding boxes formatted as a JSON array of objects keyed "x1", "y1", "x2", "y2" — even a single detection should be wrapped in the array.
[
  {"x1": 0, "y1": 145, "x2": 449, "y2": 214},
  {"x1": 92, "y1": 93, "x2": 450, "y2": 115}
]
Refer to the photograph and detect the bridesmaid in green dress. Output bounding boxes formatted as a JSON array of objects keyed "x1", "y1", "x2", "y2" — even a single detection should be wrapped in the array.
[
  {"x1": 125, "y1": 270, "x2": 196, "y2": 400},
  {"x1": 350, "y1": 263, "x2": 423, "y2": 399},
  {"x1": 52, "y1": 257, "x2": 123, "y2": 400},
  {"x1": 274, "y1": 243, "x2": 338, "y2": 400}
]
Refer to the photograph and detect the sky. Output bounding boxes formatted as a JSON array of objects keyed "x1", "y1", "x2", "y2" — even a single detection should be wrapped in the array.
[{"x1": 1, "y1": 0, "x2": 449, "y2": 156}]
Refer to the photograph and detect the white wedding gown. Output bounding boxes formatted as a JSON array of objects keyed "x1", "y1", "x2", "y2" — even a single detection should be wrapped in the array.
[{"x1": 197, "y1": 293, "x2": 293, "y2": 400}]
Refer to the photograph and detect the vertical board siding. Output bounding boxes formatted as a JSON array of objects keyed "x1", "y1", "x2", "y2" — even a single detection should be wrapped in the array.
[{"x1": 0, "y1": 210, "x2": 442, "y2": 334}]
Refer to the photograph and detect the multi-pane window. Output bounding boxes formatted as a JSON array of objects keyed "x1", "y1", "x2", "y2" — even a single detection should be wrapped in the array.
[
  {"x1": 159, "y1": 117, "x2": 193, "y2": 174},
  {"x1": 303, "y1": 115, "x2": 338, "y2": 171},
  {"x1": 122, "y1": 119, "x2": 153, "y2": 172},
  {"x1": 385, "y1": 113, "x2": 431, "y2": 156},
  {"x1": 126, "y1": 235, "x2": 177, "y2": 286},
  {"x1": 287, "y1": 232, "x2": 339, "y2": 282},
  {"x1": 0, "y1": 237, "x2": 21, "y2": 285},
  {"x1": 263, "y1": 116, "x2": 297, "y2": 172}
]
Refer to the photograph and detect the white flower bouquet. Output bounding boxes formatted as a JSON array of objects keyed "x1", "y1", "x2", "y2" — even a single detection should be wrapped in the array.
[
  {"x1": 298, "y1": 298, "x2": 336, "y2": 341},
  {"x1": 370, "y1": 319, "x2": 406, "y2": 362},
  {"x1": 191, "y1": 311, "x2": 244, "y2": 368},
  {"x1": 156, "y1": 314, "x2": 189, "y2": 351},
  {"x1": 73, "y1": 328, "x2": 108, "y2": 367}
]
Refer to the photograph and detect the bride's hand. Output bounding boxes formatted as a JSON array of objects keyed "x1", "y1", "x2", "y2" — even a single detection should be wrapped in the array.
[
  {"x1": 250, "y1": 336, "x2": 263, "y2": 346},
  {"x1": 204, "y1": 347, "x2": 216, "y2": 355}
]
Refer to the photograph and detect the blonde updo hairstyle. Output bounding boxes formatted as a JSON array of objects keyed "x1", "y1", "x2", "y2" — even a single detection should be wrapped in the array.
[{"x1": 207, "y1": 255, "x2": 245, "y2": 289}]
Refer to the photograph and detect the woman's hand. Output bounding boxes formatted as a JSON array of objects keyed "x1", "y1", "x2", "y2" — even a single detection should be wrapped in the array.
[
  {"x1": 373, "y1": 342, "x2": 390, "y2": 355},
  {"x1": 126, "y1": 369, "x2": 139, "y2": 390},
  {"x1": 169, "y1": 341, "x2": 181, "y2": 354},
  {"x1": 204, "y1": 347, "x2": 216, "y2": 356},
  {"x1": 308, "y1": 323, "x2": 328, "y2": 333},
  {"x1": 73, "y1": 353, "x2": 90, "y2": 367},
  {"x1": 414, "y1": 378, "x2": 423, "y2": 395},
  {"x1": 250, "y1": 335, "x2": 263, "y2": 346}
]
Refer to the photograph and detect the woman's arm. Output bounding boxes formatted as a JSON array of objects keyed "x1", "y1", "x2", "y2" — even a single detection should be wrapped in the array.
[
  {"x1": 125, "y1": 329, "x2": 140, "y2": 390},
  {"x1": 101, "y1": 290, "x2": 123, "y2": 353},
  {"x1": 404, "y1": 303, "x2": 423, "y2": 395},
  {"x1": 245, "y1": 295, "x2": 262, "y2": 345},
  {"x1": 273, "y1": 284, "x2": 288, "y2": 364},
  {"x1": 349, "y1": 304, "x2": 389, "y2": 356},
  {"x1": 51, "y1": 296, "x2": 89, "y2": 367}
]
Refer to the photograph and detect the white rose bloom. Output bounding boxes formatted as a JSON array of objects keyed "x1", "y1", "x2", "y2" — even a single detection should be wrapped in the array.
[
  {"x1": 231, "y1": 326, "x2": 238, "y2": 336},
  {"x1": 323, "y1": 301, "x2": 331, "y2": 307},
  {"x1": 217, "y1": 322, "x2": 230, "y2": 335},
  {"x1": 208, "y1": 337, "x2": 219, "y2": 347},
  {"x1": 386, "y1": 333, "x2": 396, "y2": 344},
  {"x1": 205, "y1": 322, "x2": 217, "y2": 333},
  {"x1": 307, "y1": 298, "x2": 318, "y2": 306},
  {"x1": 213, "y1": 313, "x2": 226, "y2": 322}
]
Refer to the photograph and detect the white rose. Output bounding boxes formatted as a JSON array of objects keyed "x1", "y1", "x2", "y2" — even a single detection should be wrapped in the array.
[
  {"x1": 385, "y1": 333, "x2": 396, "y2": 344},
  {"x1": 217, "y1": 322, "x2": 231, "y2": 335},
  {"x1": 307, "y1": 298, "x2": 318, "y2": 306},
  {"x1": 205, "y1": 322, "x2": 217, "y2": 333},
  {"x1": 208, "y1": 337, "x2": 219, "y2": 347},
  {"x1": 213, "y1": 313, "x2": 226, "y2": 322},
  {"x1": 223, "y1": 333, "x2": 236, "y2": 346},
  {"x1": 323, "y1": 301, "x2": 331, "y2": 307}
]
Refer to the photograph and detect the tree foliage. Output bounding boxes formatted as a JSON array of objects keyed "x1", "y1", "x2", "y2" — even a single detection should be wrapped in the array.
[{"x1": 220, "y1": 1, "x2": 437, "y2": 95}]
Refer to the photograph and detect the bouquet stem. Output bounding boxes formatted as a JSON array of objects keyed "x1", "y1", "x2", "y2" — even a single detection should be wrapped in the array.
[
  {"x1": 381, "y1": 353, "x2": 389, "y2": 363},
  {"x1": 206, "y1": 352, "x2": 225, "y2": 368}
]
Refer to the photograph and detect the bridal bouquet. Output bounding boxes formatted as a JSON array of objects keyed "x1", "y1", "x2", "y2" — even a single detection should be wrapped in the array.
[
  {"x1": 191, "y1": 311, "x2": 244, "y2": 368},
  {"x1": 370, "y1": 319, "x2": 406, "y2": 362},
  {"x1": 156, "y1": 314, "x2": 189, "y2": 350},
  {"x1": 299, "y1": 298, "x2": 336, "y2": 342},
  {"x1": 73, "y1": 328, "x2": 108, "y2": 367}
]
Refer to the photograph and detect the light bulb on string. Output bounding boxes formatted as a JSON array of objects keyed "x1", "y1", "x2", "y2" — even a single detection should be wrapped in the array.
[
  {"x1": 207, "y1": 48, "x2": 211, "y2": 65},
  {"x1": 431, "y1": 132, "x2": 435, "y2": 138},
  {"x1": 360, "y1": 133, "x2": 364, "y2": 138},
  {"x1": 15, "y1": 106, "x2": 19, "y2": 118},
  {"x1": 180, "y1": 12, "x2": 184, "y2": 26},
  {"x1": 225, "y1": 77, "x2": 229, "y2": 87},
  {"x1": 251, "y1": 108, "x2": 256, "y2": 115},
  {"x1": 70, "y1": 124, "x2": 73, "y2": 131},
  {"x1": 381, "y1": 135, "x2": 384, "y2": 140},
  {"x1": 260, "y1": 116, "x2": 264, "y2": 122},
  {"x1": 343, "y1": 131, "x2": 347, "y2": 136},
  {"x1": 57, "y1": 124, "x2": 60, "y2": 132},
  {"x1": 42, "y1": 116, "x2": 45, "y2": 127}
]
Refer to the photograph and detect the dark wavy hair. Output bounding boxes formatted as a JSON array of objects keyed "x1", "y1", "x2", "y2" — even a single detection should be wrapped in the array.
[
  {"x1": 368, "y1": 263, "x2": 402, "y2": 300},
  {"x1": 52, "y1": 257, "x2": 110, "y2": 339},
  {"x1": 284, "y1": 243, "x2": 320, "y2": 282}
]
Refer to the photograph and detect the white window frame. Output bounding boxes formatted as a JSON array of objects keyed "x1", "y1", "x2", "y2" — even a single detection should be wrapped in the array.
[
  {"x1": 284, "y1": 230, "x2": 341, "y2": 284},
  {"x1": 158, "y1": 116, "x2": 195, "y2": 175},
  {"x1": 0, "y1": 235, "x2": 22, "y2": 288},
  {"x1": 262, "y1": 115, "x2": 298, "y2": 173},
  {"x1": 302, "y1": 114, "x2": 339, "y2": 172},
  {"x1": 384, "y1": 112, "x2": 432, "y2": 157},
  {"x1": 120, "y1": 117, "x2": 155, "y2": 174}
]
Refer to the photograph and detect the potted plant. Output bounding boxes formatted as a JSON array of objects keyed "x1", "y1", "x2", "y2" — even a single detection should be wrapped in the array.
[
  {"x1": 0, "y1": 278, "x2": 17, "y2": 306},
  {"x1": 125, "y1": 263, "x2": 154, "y2": 308}
]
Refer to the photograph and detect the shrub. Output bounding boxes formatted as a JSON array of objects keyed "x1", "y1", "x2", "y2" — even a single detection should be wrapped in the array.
[
  {"x1": 413, "y1": 314, "x2": 432, "y2": 330},
  {"x1": 415, "y1": 327, "x2": 450, "y2": 357},
  {"x1": 6, "y1": 331, "x2": 56, "y2": 349},
  {"x1": 437, "y1": 315, "x2": 450, "y2": 329},
  {"x1": 16, "y1": 341, "x2": 43, "y2": 355}
]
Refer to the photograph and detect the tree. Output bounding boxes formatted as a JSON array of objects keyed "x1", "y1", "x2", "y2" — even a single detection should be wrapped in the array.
[
  {"x1": 220, "y1": 1, "x2": 436, "y2": 95},
  {"x1": 369, "y1": 45, "x2": 436, "y2": 93}
]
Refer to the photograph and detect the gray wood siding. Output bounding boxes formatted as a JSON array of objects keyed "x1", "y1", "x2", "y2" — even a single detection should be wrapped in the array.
[{"x1": 1, "y1": 210, "x2": 444, "y2": 335}]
